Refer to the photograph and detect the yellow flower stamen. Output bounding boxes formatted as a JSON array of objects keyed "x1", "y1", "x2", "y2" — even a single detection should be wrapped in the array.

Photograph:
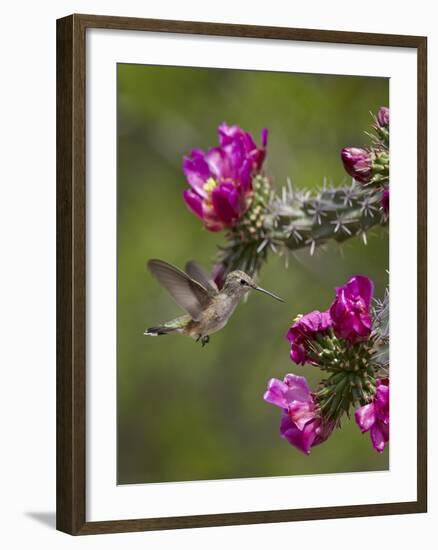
[{"x1": 203, "y1": 177, "x2": 217, "y2": 193}]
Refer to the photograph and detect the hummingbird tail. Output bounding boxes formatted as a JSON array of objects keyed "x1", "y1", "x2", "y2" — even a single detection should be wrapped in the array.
[
  {"x1": 144, "y1": 315, "x2": 189, "y2": 337},
  {"x1": 144, "y1": 326, "x2": 175, "y2": 336}
]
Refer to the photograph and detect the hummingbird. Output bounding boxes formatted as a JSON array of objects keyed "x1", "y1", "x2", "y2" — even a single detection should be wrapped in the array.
[{"x1": 144, "y1": 259, "x2": 285, "y2": 346}]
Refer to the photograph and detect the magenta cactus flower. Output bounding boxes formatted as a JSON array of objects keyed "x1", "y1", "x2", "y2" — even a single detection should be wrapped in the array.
[
  {"x1": 377, "y1": 106, "x2": 390, "y2": 128},
  {"x1": 329, "y1": 275, "x2": 374, "y2": 343},
  {"x1": 264, "y1": 374, "x2": 334, "y2": 454},
  {"x1": 182, "y1": 123, "x2": 268, "y2": 231},
  {"x1": 286, "y1": 310, "x2": 332, "y2": 365},
  {"x1": 355, "y1": 379, "x2": 389, "y2": 453},
  {"x1": 381, "y1": 188, "x2": 389, "y2": 214},
  {"x1": 341, "y1": 147, "x2": 373, "y2": 184}
]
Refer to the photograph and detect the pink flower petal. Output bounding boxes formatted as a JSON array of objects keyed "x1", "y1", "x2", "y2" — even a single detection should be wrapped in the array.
[
  {"x1": 183, "y1": 154, "x2": 210, "y2": 195},
  {"x1": 346, "y1": 276, "x2": 374, "y2": 309},
  {"x1": 288, "y1": 401, "x2": 316, "y2": 431},
  {"x1": 283, "y1": 373, "x2": 312, "y2": 402},
  {"x1": 263, "y1": 378, "x2": 290, "y2": 409},
  {"x1": 355, "y1": 403, "x2": 376, "y2": 432},
  {"x1": 205, "y1": 147, "x2": 230, "y2": 179},
  {"x1": 290, "y1": 344, "x2": 306, "y2": 365},
  {"x1": 370, "y1": 422, "x2": 389, "y2": 453},
  {"x1": 280, "y1": 414, "x2": 320, "y2": 455},
  {"x1": 330, "y1": 276, "x2": 374, "y2": 343},
  {"x1": 211, "y1": 183, "x2": 241, "y2": 224},
  {"x1": 182, "y1": 189, "x2": 204, "y2": 220}
]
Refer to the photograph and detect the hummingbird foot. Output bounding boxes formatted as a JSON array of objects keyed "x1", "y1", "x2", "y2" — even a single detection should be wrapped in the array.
[{"x1": 201, "y1": 335, "x2": 210, "y2": 347}]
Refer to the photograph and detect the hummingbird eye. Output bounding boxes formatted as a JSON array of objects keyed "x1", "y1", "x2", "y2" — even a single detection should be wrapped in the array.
[{"x1": 240, "y1": 279, "x2": 247, "y2": 286}]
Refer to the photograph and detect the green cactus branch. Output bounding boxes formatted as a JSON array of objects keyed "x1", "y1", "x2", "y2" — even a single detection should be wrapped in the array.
[
  {"x1": 267, "y1": 178, "x2": 387, "y2": 250},
  {"x1": 216, "y1": 176, "x2": 388, "y2": 278}
]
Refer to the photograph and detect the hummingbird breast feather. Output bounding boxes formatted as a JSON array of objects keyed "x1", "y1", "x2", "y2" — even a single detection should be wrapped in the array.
[{"x1": 186, "y1": 295, "x2": 238, "y2": 337}]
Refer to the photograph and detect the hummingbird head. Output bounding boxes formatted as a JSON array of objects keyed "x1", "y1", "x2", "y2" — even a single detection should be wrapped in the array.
[{"x1": 222, "y1": 271, "x2": 285, "y2": 302}]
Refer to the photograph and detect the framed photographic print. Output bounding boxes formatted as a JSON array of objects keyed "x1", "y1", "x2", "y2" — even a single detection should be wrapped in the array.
[{"x1": 56, "y1": 14, "x2": 427, "y2": 535}]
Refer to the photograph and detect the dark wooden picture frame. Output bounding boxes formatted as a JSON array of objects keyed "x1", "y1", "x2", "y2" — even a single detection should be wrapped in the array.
[{"x1": 57, "y1": 13, "x2": 427, "y2": 535}]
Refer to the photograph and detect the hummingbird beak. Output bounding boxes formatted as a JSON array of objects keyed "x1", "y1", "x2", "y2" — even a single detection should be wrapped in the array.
[{"x1": 254, "y1": 286, "x2": 285, "y2": 302}]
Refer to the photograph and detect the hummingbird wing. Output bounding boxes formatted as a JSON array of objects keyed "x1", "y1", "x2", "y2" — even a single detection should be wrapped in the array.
[
  {"x1": 185, "y1": 260, "x2": 219, "y2": 295},
  {"x1": 147, "y1": 259, "x2": 212, "y2": 320}
]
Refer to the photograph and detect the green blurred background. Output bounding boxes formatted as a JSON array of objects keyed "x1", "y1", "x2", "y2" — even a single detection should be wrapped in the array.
[{"x1": 117, "y1": 64, "x2": 389, "y2": 484}]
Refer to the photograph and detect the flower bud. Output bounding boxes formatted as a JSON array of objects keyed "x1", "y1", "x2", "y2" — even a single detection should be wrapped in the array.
[
  {"x1": 377, "y1": 106, "x2": 389, "y2": 128},
  {"x1": 341, "y1": 147, "x2": 372, "y2": 183}
]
